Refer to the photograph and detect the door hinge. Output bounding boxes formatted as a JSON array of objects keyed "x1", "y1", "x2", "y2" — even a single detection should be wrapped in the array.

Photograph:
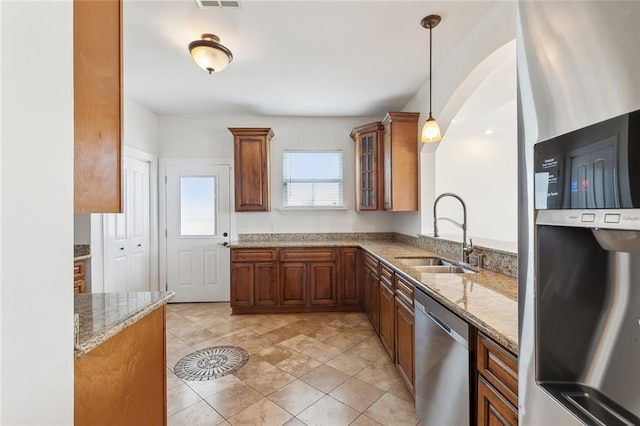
[
  {"x1": 165, "y1": 229, "x2": 168, "y2": 237},
  {"x1": 164, "y1": 175, "x2": 167, "y2": 183}
]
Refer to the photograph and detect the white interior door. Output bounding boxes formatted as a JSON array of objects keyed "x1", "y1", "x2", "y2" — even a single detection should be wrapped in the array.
[
  {"x1": 104, "y1": 156, "x2": 151, "y2": 293},
  {"x1": 165, "y1": 164, "x2": 231, "y2": 303}
]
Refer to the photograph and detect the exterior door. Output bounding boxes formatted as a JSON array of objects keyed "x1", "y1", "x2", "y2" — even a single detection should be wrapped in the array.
[
  {"x1": 104, "y1": 156, "x2": 150, "y2": 292},
  {"x1": 165, "y1": 164, "x2": 230, "y2": 302}
]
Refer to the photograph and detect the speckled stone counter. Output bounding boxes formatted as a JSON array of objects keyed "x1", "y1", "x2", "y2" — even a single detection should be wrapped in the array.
[
  {"x1": 74, "y1": 292, "x2": 174, "y2": 358},
  {"x1": 229, "y1": 239, "x2": 518, "y2": 355},
  {"x1": 74, "y1": 244, "x2": 91, "y2": 261}
]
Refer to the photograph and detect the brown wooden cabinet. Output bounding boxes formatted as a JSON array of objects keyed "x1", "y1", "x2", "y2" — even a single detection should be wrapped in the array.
[
  {"x1": 230, "y1": 249, "x2": 278, "y2": 307},
  {"x1": 229, "y1": 128, "x2": 273, "y2": 212},
  {"x1": 351, "y1": 122, "x2": 384, "y2": 211},
  {"x1": 75, "y1": 306, "x2": 167, "y2": 426},
  {"x1": 382, "y1": 112, "x2": 419, "y2": 211},
  {"x1": 340, "y1": 248, "x2": 359, "y2": 305},
  {"x1": 74, "y1": 0, "x2": 123, "y2": 213},
  {"x1": 395, "y1": 293, "x2": 415, "y2": 396},
  {"x1": 379, "y1": 281, "x2": 395, "y2": 360},
  {"x1": 362, "y1": 253, "x2": 381, "y2": 334},
  {"x1": 477, "y1": 333, "x2": 519, "y2": 426},
  {"x1": 230, "y1": 247, "x2": 358, "y2": 313},
  {"x1": 73, "y1": 260, "x2": 86, "y2": 294}
]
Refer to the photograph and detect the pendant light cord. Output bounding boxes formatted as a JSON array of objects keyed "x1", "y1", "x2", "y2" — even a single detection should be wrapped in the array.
[{"x1": 429, "y1": 25, "x2": 433, "y2": 116}]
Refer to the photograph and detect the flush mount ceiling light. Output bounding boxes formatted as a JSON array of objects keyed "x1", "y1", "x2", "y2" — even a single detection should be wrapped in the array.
[
  {"x1": 420, "y1": 14, "x2": 442, "y2": 143},
  {"x1": 188, "y1": 33, "x2": 233, "y2": 74}
]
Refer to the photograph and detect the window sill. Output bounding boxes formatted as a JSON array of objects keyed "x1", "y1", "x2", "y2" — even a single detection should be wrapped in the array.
[{"x1": 277, "y1": 207, "x2": 347, "y2": 214}]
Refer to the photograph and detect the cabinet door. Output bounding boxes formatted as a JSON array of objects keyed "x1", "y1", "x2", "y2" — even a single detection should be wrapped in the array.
[
  {"x1": 370, "y1": 275, "x2": 380, "y2": 334},
  {"x1": 351, "y1": 122, "x2": 383, "y2": 211},
  {"x1": 309, "y1": 262, "x2": 338, "y2": 306},
  {"x1": 74, "y1": 0, "x2": 122, "y2": 213},
  {"x1": 379, "y1": 283, "x2": 395, "y2": 360},
  {"x1": 254, "y1": 262, "x2": 278, "y2": 306},
  {"x1": 478, "y1": 376, "x2": 518, "y2": 426},
  {"x1": 230, "y1": 263, "x2": 254, "y2": 306},
  {"x1": 280, "y1": 262, "x2": 307, "y2": 306},
  {"x1": 230, "y1": 128, "x2": 273, "y2": 212},
  {"x1": 363, "y1": 268, "x2": 372, "y2": 319},
  {"x1": 341, "y1": 248, "x2": 359, "y2": 305},
  {"x1": 395, "y1": 297, "x2": 415, "y2": 396}
]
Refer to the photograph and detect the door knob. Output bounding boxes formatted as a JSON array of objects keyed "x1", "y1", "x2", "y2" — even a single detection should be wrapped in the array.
[{"x1": 223, "y1": 242, "x2": 228, "y2": 246}]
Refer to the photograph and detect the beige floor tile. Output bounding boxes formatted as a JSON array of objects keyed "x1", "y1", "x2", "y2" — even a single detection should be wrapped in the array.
[
  {"x1": 185, "y1": 374, "x2": 242, "y2": 399},
  {"x1": 235, "y1": 335, "x2": 274, "y2": 354},
  {"x1": 228, "y1": 397, "x2": 293, "y2": 426},
  {"x1": 225, "y1": 314, "x2": 268, "y2": 327},
  {"x1": 329, "y1": 377, "x2": 385, "y2": 412},
  {"x1": 167, "y1": 346, "x2": 197, "y2": 369},
  {"x1": 240, "y1": 365, "x2": 296, "y2": 395},
  {"x1": 364, "y1": 393, "x2": 418, "y2": 426},
  {"x1": 280, "y1": 334, "x2": 323, "y2": 352},
  {"x1": 275, "y1": 352, "x2": 323, "y2": 377},
  {"x1": 323, "y1": 331, "x2": 371, "y2": 351},
  {"x1": 167, "y1": 368, "x2": 185, "y2": 391},
  {"x1": 257, "y1": 344, "x2": 297, "y2": 365},
  {"x1": 168, "y1": 400, "x2": 225, "y2": 426},
  {"x1": 170, "y1": 323, "x2": 208, "y2": 339},
  {"x1": 167, "y1": 334, "x2": 194, "y2": 355},
  {"x1": 208, "y1": 321, "x2": 248, "y2": 336},
  {"x1": 284, "y1": 417, "x2": 307, "y2": 426},
  {"x1": 355, "y1": 359, "x2": 401, "y2": 391},
  {"x1": 388, "y1": 380, "x2": 414, "y2": 403},
  {"x1": 167, "y1": 383, "x2": 202, "y2": 416},
  {"x1": 262, "y1": 326, "x2": 307, "y2": 343},
  {"x1": 245, "y1": 318, "x2": 292, "y2": 335},
  {"x1": 301, "y1": 341, "x2": 344, "y2": 363},
  {"x1": 346, "y1": 337, "x2": 388, "y2": 362},
  {"x1": 190, "y1": 337, "x2": 234, "y2": 351},
  {"x1": 167, "y1": 316, "x2": 196, "y2": 331},
  {"x1": 178, "y1": 328, "x2": 221, "y2": 347},
  {"x1": 269, "y1": 380, "x2": 325, "y2": 415},
  {"x1": 296, "y1": 395, "x2": 359, "y2": 426},
  {"x1": 233, "y1": 356, "x2": 276, "y2": 381},
  {"x1": 325, "y1": 353, "x2": 370, "y2": 376},
  {"x1": 221, "y1": 328, "x2": 260, "y2": 343},
  {"x1": 300, "y1": 364, "x2": 350, "y2": 393},
  {"x1": 349, "y1": 414, "x2": 383, "y2": 426},
  {"x1": 205, "y1": 382, "x2": 263, "y2": 418}
]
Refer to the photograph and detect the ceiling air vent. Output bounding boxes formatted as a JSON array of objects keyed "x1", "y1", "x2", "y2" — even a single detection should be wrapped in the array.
[{"x1": 195, "y1": 0, "x2": 241, "y2": 9}]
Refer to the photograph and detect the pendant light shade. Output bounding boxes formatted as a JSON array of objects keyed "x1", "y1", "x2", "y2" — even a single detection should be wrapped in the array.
[
  {"x1": 188, "y1": 33, "x2": 233, "y2": 74},
  {"x1": 420, "y1": 15, "x2": 442, "y2": 143}
]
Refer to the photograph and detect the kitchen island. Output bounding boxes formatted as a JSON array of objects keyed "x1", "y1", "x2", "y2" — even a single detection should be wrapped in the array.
[{"x1": 74, "y1": 292, "x2": 174, "y2": 426}]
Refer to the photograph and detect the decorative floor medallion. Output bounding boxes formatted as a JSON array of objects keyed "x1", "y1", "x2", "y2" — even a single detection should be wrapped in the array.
[{"x1": 174, "y1": 346, "x2": 249, "y2": 381}]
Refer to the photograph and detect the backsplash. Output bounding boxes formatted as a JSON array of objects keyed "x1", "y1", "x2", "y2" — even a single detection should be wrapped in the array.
[
  {"x1": 394, "y1": 233, "x2": 517, "y2": 277},
  {"x1": 237, "y1": 232, "x2": 517, "y2": 277},
  {"x1": 238, "y1": 232, "x2": 395, "y2": 242}
]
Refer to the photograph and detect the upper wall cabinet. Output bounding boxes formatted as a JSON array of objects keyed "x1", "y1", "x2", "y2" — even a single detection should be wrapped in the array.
[
  {"x1": 74, "y1": 0, "x2": 123, "y2": 213},
  {"x1": 382, "y1": 112, "x2": 419, "y2": 212},
  {"x1": 229, "y1": 128, "x2": 274, "y2": 212},
  {"x1": 351, "y1": 113, "x2": 419, "y2": 212},
  {"x1": 351, "y1": 122, "x2": 384, "y2": 211}
]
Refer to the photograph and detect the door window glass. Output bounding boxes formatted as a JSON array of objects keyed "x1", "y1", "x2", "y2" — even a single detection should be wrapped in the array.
[{"x1": 180, "y1": 176, "x2": 216, "y2": 236}]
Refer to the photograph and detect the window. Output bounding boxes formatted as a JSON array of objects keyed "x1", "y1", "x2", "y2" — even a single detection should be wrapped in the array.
[
  {"x1": 282, "y1": 151, "x2": 343, "y2": 208},
  {"x1": 180, "y1": 176, "x2": 217, "y2": 236}
]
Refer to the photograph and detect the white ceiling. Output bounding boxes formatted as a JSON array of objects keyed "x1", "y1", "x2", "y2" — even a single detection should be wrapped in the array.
[{"x1": 123, "y1": 0, "x2": 501, "y2": 117}]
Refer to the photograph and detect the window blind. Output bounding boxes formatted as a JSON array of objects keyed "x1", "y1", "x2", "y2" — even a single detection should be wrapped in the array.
[{"x1": 282, "y1": 151, "x2": 344, "y2": 207}]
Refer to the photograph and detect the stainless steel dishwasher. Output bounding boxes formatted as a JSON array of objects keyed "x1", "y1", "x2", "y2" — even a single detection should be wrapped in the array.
[{"x1": 414, "y1": 287, "x2": 470, "y2": 425}]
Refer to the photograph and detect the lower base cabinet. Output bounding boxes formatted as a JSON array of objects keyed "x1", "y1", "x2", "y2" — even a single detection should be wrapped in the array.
[
  {"x1": 75, "y1": 307, "x2": 167, "y2": 426},
  {"x1": 477, "y1": 333, "x2": 519, "y2": 425},
  {"x1": 379, "y1": 282, "x2": 395, "y2": 360},
  {"x1": 395, "y1": 296, "x2": 415, "y2": 396}
]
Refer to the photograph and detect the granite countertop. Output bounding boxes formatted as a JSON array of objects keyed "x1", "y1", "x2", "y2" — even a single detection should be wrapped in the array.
[
  {"x1": 74, "y1": 292, "x2": 175, "y2": 358},
  {"x1": 229, "y1": 239, "x2": 518, "y2": 355},
  {"x1": 74, "y1": 244, "x2": 91, "y2": 262},
  {"x1": 74, "y1": 254, "x2": 92, "y2": 262}
]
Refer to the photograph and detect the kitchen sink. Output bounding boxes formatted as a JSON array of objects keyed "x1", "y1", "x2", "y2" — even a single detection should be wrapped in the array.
[
  {"x1": 412, "y1": 265, "x2": 475, "y2": 274},
  {"x1": 395, "y1": 257, "x2": 446, "y2": 266}
]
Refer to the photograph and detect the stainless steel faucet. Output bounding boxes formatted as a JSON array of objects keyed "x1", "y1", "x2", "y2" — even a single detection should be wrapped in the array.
[{"x1": 433, "y1": 192, "x2": 474, "y2": 263}]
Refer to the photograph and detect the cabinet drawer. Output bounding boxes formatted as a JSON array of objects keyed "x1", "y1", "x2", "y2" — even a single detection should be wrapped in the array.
[
  {"x1": 74, "y1": 261, "x2": 85, "y2": 277},
  {"x1": 364, "y1": 253, "x2": 379, "y2": 275},
  {"x1": 477, "y1": 333, "x2": 518, "y2": 407},
  {"x1": 280, "y1": 248, "x2": 336, "y2": 262},
  {"x1": 395, "y1": 275, "x2": 414, "y2": 307},
  {"x1": 231, "y1": 249, "x2": 277, "y2": 262},
  {"x1": 380, "y1": 263, "x2": 394, "y2": 288}
]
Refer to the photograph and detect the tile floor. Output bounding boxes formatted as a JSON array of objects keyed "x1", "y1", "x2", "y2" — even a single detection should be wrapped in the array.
[{"x1": 166, "y1": 303, "x2": 418, "y2": 426}]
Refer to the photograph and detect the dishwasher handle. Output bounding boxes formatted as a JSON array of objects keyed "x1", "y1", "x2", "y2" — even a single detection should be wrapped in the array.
[{"x1": 417, "y1": 300, "x2": 469, "y2": 349}]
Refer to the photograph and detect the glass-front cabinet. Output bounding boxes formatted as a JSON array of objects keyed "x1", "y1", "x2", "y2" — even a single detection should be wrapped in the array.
[{"x1": 351, "y1": 122, "x2": 384, "y2": 211}]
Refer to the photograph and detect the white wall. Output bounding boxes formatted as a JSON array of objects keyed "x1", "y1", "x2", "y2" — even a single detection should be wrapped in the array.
[
  {"x1": 1, "y1": 1, "x2": 74, "y2": 423},
  {"x1": 124, "y1": 96, "x2": 160, "y2": 156},
  {"x1": 518, "y1": 2, "x2": 640, "y2": 425},
  {"x1": 159, "y1": 115, "x2": 396, "y2": 236}
]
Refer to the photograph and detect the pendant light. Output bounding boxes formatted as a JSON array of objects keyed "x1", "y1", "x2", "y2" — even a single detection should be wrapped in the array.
[
  {"x1": 420, "y1": 15, "x2": 442, "y2": 143},
  {"x1": 188, "y1": 33, "x2": 233, "y2": 74}
]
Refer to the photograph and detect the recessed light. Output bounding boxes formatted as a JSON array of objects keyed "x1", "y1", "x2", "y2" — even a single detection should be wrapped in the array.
[{"x1": 484, "y1": 129, "x2": 494, "y2": 135}]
